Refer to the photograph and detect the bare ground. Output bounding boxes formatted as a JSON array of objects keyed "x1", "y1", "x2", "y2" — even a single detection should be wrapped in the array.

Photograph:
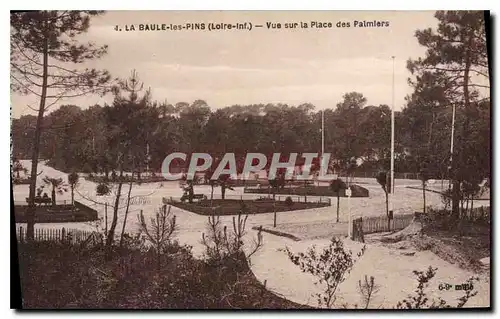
[{"x1": 367, "y1": 222, "x2": 490, "y2": 274}]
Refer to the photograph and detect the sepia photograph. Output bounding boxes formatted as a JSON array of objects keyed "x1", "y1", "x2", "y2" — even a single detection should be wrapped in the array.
[{"x1": 10, "y1": 10, "x2": 491, "y2": 310}]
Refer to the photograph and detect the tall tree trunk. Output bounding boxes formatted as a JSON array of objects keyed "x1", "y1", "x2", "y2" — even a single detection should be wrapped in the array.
[
  {"x1": 26, "y1": 36, "x2": 49, "y2": 240},
  {"x1": 51, "y1": 187, "x2": 56, "y2": 207},
  {"x1": 422, "y1": 181, "x2": 426, "y2": 214},
  {"x1": 465, "y1": 197, "x2": 469, "y2": 217},
  {"x1": 210, "y1": 185, "x2": 214, "y2": 207},
  {"x1": 470, "y1": 196, "x2": 474, "y2": 220},
  {"x1": 304, "y1": 180, "x2": 307, "y2": 202},
  {"x1": 106, "y1": 169, "x2": 124, "y2": 250},
  {"x1": 460, "y1": 199, "x2": 464, "y2": 219},
  {"x1": 119, "y1": 180, "x2": 134, "y2": 247},
  {"x1": 453, "y1": 32, "x2": 473, "y2": 220},
  {"x1": 385, "y1": 190, "x2": 390, "y2": 231},
  {"x1": 452, "y1": 180, "x2": 461, "y2": 217},
  {"x1": 428, "y1": 113, "x2": 435, "y2": 147},
  {"x1": 336, "y1": 195, "x2": 340, "y2": 223},
  {"x1": 71, "y1": 186, "x2": 74, "y2": 206},
  {"x1": 221, "y1": 184, "x2": 226, "y2": 200}
]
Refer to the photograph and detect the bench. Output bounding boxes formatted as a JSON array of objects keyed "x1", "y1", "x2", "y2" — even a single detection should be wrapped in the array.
[{"x1": 26, "y1": 197, "x2": 52, "y2": 206}]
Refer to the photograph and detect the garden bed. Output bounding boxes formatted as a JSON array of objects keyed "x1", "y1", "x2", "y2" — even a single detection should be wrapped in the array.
[
  {"x1": 14, "y1": 201, "x2": 98, "y2": 223},
  {"x1": 85, "y1": 175, "x2": 167, "y2": 184},
  {"x1": 13, "y1": 178, "x2": 31, "y2": 185},
  {"x1": 244, "y1": 184, "x2": 369, "y2": 197},
  {"x1": 169, "y1": 198, "x2": 330, "y2": 216}
]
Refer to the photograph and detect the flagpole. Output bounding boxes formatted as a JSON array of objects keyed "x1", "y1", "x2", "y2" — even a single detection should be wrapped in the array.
[
  {"x1": 321, "y1": 109, "x2": 325, "y2": 157},
  {"x1": 390, "y1": 56, "x2": 395, "y2": 216},
  {"x1": 320, "y1": 109, "x2": 325, "y2": 185}
]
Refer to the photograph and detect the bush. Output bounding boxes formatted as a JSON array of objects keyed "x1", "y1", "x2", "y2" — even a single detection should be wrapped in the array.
[
  {"x1": 329, "y1": 178, "x2": 347, "y2": 195},
  {"x1": 396, "y1": 266, "x2": 478, "y2": 309},
  {"x1": 349, "y1": 184, "x2": 369, "y2": 197},
  {"x1": 96, "y1": 183, "x2": 110, "y2": 196},
  {"x1": 285, "y1": 196, "x2": 294, "y2": 207},
  {"x1": 285, "y1": 237, "x2": 366, "y2": 308},
  {"x1": 17, "y1": 227, "x2": 301, "y2": 309}
]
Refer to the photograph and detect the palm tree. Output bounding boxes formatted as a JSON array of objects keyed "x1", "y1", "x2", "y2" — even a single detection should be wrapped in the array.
[
  {"x1": 219, "y1": 174, "x2": 234, "y2": 200},
  {"x1": 67, "y1": 172, "x2": 79, "y2": 206},
  {"x1": 204, "y1": 169, "x2": 220, "y2": 207},
  {"x1": 330, "y1": 178, "x2": 347, "y2": 223},
  {"x1": 42, "y1": 176, "x2": 68, "y2": 207},
  {"x1": 12, "y1": 160, "x2": 27, "y2": 178},
  {"x1": 181, "y1": 173, "x2": 200, "y2": 203},
  {"x1": 376, "y1": 171, "x2": 391, "y2": 231}
]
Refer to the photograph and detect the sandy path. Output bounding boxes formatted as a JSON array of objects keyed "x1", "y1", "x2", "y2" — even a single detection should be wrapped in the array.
[
  {"x1": 14, "y1": 161, "x2": 490, "y2": 308},
  {"x1": 250, "y1": 234, "x2": 490, "y2": 308}
]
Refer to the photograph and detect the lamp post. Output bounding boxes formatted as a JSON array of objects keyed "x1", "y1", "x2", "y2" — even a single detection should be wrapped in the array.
[{"x1": 448, "y1": 103, "x2": 456, "y2": 191}]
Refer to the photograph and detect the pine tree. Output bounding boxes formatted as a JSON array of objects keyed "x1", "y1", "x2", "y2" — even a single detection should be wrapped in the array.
[
  {"x1": 407, "y1": 11, "x2": 490, "y2": 219},
  {"x1": 11, "y1": 11, "x2": 112, "y2": 239}
]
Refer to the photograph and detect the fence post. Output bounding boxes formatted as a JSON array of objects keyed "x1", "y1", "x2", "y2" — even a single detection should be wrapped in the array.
[
  {"x1": 62, "y1": 227, "x2": 66, "y2": 242},
  {"x1": 19, "y1": 226, "x2": 23, "y2": 243}
]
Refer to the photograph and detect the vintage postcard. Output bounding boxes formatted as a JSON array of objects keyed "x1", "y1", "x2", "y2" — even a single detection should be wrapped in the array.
[{"x1": 11, "y1": 10, "x2": 491, "y2": 310}]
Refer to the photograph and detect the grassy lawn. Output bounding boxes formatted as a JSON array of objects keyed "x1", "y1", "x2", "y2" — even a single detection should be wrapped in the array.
[
  {"x1": 14, "y1": 202, "x2": 98, "y2": 223},
  {"x1": 169, "y1": 198, "x2": 331, "y2": 216},
  {"x1": 244, "y1": 184, "x2": 369, "y2": 197}
]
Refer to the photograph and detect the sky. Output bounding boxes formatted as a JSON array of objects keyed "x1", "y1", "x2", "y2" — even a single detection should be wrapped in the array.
[{"x1": 10, "y1": 10, "x2": 441, "y2": 118}]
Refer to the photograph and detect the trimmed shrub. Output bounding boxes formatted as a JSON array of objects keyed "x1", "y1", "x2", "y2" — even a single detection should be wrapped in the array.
[
  {"x1": 350, "y1": 184, "x2": 369, "y2": 197},
  {"x1": 96, "y1": 183, "x2": 110, "y2": 196}
]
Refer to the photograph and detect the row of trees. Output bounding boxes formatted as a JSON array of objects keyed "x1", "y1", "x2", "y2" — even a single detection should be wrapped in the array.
[
  {"x1": 12, "y1": 93, "x2": 398, "y2": 175},
  {"x1": 11, "y1": 87, "x2": 489, "y2": 182}
]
